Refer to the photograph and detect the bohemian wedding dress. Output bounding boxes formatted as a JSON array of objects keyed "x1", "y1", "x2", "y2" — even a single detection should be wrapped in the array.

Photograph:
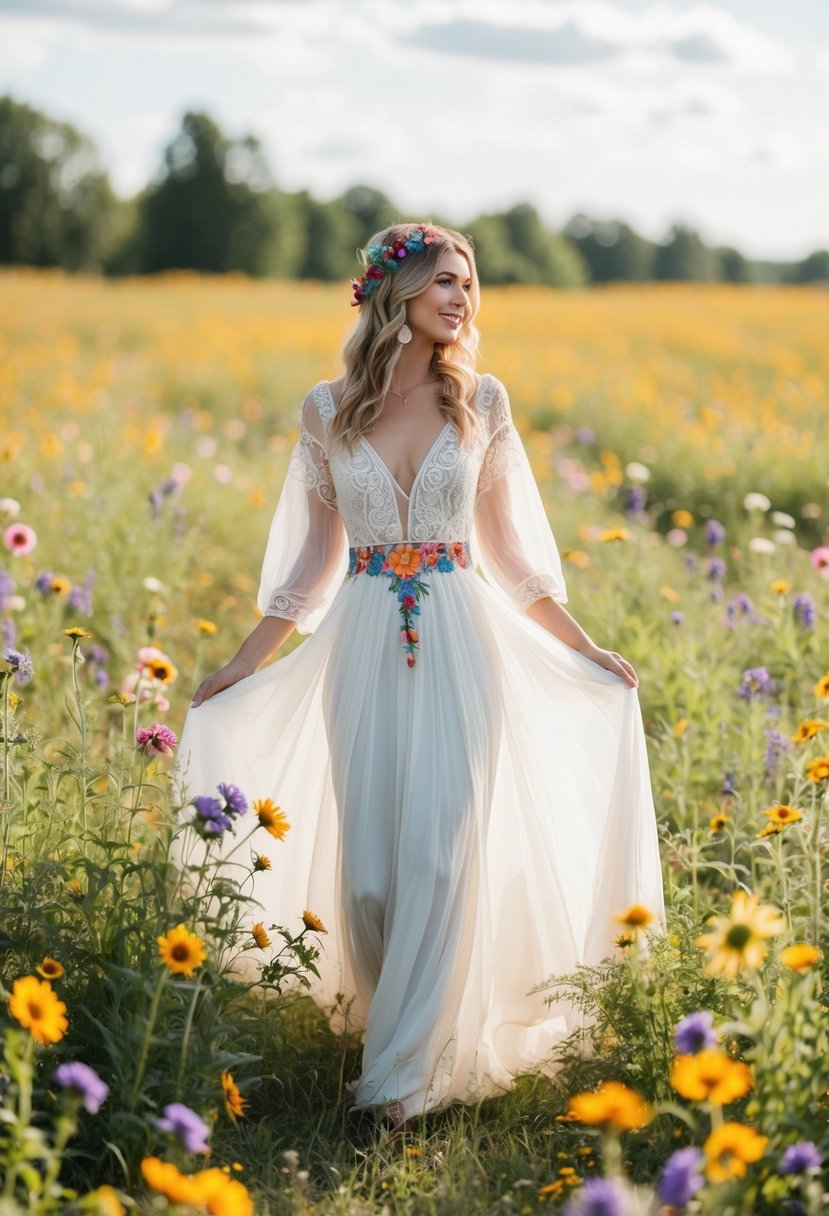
[{"x1": 173, "y1": 372, "x2": 665, "y2": 1122}]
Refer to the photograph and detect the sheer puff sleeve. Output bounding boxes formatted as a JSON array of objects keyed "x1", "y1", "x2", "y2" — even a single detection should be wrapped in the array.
[
  {"x1": 257, "y1": 389, "x2": 348, "y2": 635},
  {"x1": 471, "y1": 374, "x2": 568, "y2": 611}
]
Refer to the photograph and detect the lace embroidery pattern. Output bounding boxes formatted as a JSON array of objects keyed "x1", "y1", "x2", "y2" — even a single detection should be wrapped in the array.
[
  {"x1": 264, "y1": 593, "x2": 303, "y2": 620},
  {"x1": 290, "y1": 430, "x2": 338, "y2": 511},
  {"x1": 475, "y1": 421, "x2": 525, "y2": 504},
  {"x1": 513, "y1": 573, "x2": 561, "y2": 608}
]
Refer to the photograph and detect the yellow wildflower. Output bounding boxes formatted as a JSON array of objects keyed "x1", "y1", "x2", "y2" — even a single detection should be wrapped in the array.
[
  {"x1": 567, "y1": 1080, "x2": 652, "y2": 1130},
  {"x1": 770, "y1": 579, "x2": 790, "y2": 594},
  {"x1": 302, "y1": 909, "x2": 327, "y2": 934},
  {"x1": 221, "y1": 1070, "x2": 248, "y2": 1123},
  {"x1": 703, "y1": 1122, "x2": 767, "y2": 1182},
  {"x1": 252, "y1": 854, "x2": 271, "y2": 872},
  {"x1": 709, "y1": 813, "x2": 729, "y2": 833},
  {"x1": 63, "y1": 626, "x2": 93, "y2": 639},
  {"x1": 250, "y1": 922, "x2": 271, "y2": 949},
  {"x1": 8, "y1": 975, "x2": 69, "y2": 1045},
  {"x1": 813, "y1": 673, "x2": 829, "y2": 698},
  {"x1": 157, "y1": 924, "x2": 206, "y2": 977},
  {"x1": 696, "y1": 891, "x2": 785, "y2": 978},
  {"x1": 196, "y1": 618, "x2": 218, "y2": 635},
  {"x1": 36, "y1": 957, "x2": 64, "y2": 980},
  {"x1": 806, "y1": 756, "x2": 829, "y2": 783},
  {"x1": 670, "y1": 1051, "x2": 753, "y2": 1105},
  {"x1": 791, "y1": 719, "x2": 828, "y2": 743},
  {"x1": 612, "y1": 904, "x2": 654, "y2": 940},
  {"x1": 762, "y1": 804, "x2": 803, "y2": 827},
  {"x1": 254, "y1": 799, "x2": 291, "y2": 840},
  {"x1": 780, "y1": 943, "x2": 821, "y2": 972},
  {"x1": 599, "y1": 527, "x2": 630, "y2": 542},
  {"x1": 672, "y1": 509, "x2": 694, "y2": 528}
]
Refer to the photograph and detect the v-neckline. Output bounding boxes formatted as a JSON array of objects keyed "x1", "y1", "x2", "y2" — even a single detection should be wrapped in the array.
[{"x1": 323, "y1": 381, "x2": 452, "y2": 501}]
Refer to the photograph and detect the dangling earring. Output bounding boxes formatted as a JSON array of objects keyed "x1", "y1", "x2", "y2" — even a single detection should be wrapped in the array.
[{"x1": 397, "y1": 320, "x2": 413, "y2": 344}]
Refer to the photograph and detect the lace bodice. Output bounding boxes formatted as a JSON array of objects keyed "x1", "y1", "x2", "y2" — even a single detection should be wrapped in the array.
[
  {"x1": 312, "y1": 374, "x2": 510, "y2": 545},
  {"x1": 257, "y1": 373, "x2": 568, "y2": 632}
]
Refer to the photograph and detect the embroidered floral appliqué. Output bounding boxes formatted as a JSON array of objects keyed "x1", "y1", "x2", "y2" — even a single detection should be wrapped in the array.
[{"x1": 346, "y1": 540, "x2": 471, "y2": 668}]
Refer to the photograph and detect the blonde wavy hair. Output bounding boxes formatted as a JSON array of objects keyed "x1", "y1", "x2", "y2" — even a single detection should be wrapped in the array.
[{"x1": 329, "y1": 222, "x2": 482, "y2": 450}]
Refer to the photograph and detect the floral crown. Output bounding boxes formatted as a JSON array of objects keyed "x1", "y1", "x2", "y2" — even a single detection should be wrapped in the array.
[{"x1": 350, "y1": 223, "x2": 439, "y2": 307}]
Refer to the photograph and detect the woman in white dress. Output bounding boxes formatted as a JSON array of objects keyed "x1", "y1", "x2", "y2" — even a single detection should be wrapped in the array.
[{"x1": 174, "y1": 222, "x2": 665, "y2": 1132}]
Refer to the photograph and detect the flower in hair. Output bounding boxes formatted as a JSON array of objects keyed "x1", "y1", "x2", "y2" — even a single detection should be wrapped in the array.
[{"x1": 351, "y1": 224, "x2": 439, "y2": 306}]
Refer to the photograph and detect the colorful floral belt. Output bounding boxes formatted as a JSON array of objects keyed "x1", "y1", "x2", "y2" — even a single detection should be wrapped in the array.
[{"x1": 346, "y1": 541, "x2": 472, "y2": 668}]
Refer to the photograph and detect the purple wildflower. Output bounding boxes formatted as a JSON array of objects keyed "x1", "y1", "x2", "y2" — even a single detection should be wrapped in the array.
[
  {"x1": 575, "y1": 426, "x2": 595, "y2": 444},
  {"x1": 705, "y1": 519, "x2": 726, "y2": 547},
  {"x1": 4, "y1": 648, "x2": 34, "y2": 685},
  {"x1": 674, "y1": 1011, "x2": 718, "y2": 1055},
  {"x1": 739, "y1": 666, "x2": 770, "y2": 700},
  {"x1": 764, "y1": 728, "x2": 793, "y2": 776},
  {"x1": 706, "y1": 556, "x2": 726, "y2": 581},
  {"x1": 709, "y1": 583, "x2": 724, "y2": 603},
  {"x1": 564, "y1": 1177, "x2": 627, "y2": 1216},
  {"x1": 68, "y1": 571, "x2": 95, "y2": 616},
  {"x1": 622, "y1": 485, "x2": 647, "y2": 515},
  {"x1": 670, "y1": 611, "x2": 684, "y2": 625},
  {"x1": 793, "y1": 593, "x2": 816, "y2": 629},
  {"x1": 54, "y1": 1061, "x2": 110, "y2": 1114},
  {"x1": 34, "y1": 570, "x2": 55, "y2": 595},
  {"x1": 721, "y1": 772, "x2": 737, "y2": 797},
  {"x1": 684, "y1": 553, "x2": 699, "y2": 572},
  {"x1": 0, "y1": 568, "x2": 14, "y2": 611},
  {"x1": 780, "y1": 1141, "x2": 822, "y2": 1176},
  {"x1": 2, "y1": 615, "x2": 14, "y2": 649},
  {"x1": 217, "y1": 782, "x2": 247, "y2": 816},
  {"x1": 658, "y1": 1146, "x2": 704, "y2": 1206},
  {"x1": 152, "y1": 1102, "x2": 210, "y2": 1154},
  {"x1": 192, "y1": 794, "x2": 233, "y2": 836}
]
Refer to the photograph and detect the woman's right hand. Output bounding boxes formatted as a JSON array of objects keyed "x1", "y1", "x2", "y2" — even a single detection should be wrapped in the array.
[{"x1": 190, "y1": 658, "x2": 255, "y2": 707}]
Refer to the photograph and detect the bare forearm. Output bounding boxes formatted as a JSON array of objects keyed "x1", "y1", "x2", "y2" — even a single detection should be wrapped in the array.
[
  {"x1": 232, "y1": 615, "x2": 296, "y2": 672},
  {"x1": 525, "y1": 597, "x2": 595, "y2": 653}
]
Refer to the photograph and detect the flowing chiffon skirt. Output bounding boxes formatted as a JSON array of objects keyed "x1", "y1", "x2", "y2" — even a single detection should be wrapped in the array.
[{"x1": 172, "y1": 558, "x2": 665, "y2": 1120}]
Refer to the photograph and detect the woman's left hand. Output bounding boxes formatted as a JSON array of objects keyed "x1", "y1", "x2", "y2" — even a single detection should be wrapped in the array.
[{"x1": 577, "y1": 642, "x2": 639, "y2": 688}]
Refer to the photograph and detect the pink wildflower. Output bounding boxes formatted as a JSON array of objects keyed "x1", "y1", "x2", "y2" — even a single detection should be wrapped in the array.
[
  {"x1": 3, "y1": 523, "x2": 37, "y2": 555},
  {"x1": 136, "y1": 723, "x2": 178, "y2": 756}
]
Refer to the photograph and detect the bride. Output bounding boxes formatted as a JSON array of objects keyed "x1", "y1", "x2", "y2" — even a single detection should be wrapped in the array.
[{"x1": 173, "y1": 221, "x2": 665, "y2": 1132}]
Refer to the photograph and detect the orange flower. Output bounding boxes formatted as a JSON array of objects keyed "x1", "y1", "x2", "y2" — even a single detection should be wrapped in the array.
[
  {"x1": 567, "y1": 1080, "x2": 652, "y2": 1130},
  {"x1": 671, "y1": 1051, "x2": 753, "y2": 1105},
  {"x1": 387, "y1": 545, "x2": 421, "y2": 577},
  {"x1": 806, "y1": 757, "x2": 829, "y2": 783}
]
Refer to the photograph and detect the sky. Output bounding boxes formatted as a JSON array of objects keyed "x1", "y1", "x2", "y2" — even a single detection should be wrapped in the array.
[{"x1": 1, "y1": 0, "x2": 827, "y2": 261}]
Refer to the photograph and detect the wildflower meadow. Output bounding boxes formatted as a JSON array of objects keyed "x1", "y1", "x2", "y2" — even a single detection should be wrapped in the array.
[{"x1": 1, "y1": 268, "x2": 828, "y2": 1215}]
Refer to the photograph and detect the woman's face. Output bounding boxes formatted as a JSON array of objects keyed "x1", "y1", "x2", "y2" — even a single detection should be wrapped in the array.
[{"x1": 405, "y1": 249, "x2": 472, "y2": 345}]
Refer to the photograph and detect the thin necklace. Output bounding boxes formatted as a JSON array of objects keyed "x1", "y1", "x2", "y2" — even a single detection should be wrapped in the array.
[{"x1": 388, "y1": 376, "x2": 436, "y2": 405}]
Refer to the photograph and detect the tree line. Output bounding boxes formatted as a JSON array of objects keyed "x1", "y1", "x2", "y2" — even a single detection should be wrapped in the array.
[{"x1": 1, "y1": 95, "x2": 826, "y2": 287}]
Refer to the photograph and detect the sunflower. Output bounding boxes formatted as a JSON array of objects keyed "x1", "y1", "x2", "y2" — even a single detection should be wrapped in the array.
[
  {"x1": 709, "y1": 813, "x2": 729, "y2": 833},
  {"x1": 36, "y1": 957, "x2": 64, "y2": 980},
  {"x1": 763, "y1": 804, "x2": 803, "y2": 827},
  {"x1": 599, "y1": 528, "x2": 630, "y2": 542},
  {"x1": 791, "y1": 719, "x2": 828, "y2": 744},
  {"x1": 806, "y1": 757, "x2": 829, "y2": 783},
  {"x1": 8, "y1": 975, "x2": 69, "y2": 1045},
  {"x1": 157, "y1": 924, "x2": 207, "y2": 977},
  {"x1": 252, "y1": 854, "x2": 271, "y2": 872},
  {"x1": 756, "y1": 823, "x2": 782, "y2": 839},
  {"x1": 253, "y1": 799, "x2": 291, "y2": 840},
  {"x1": 567, "y1": 1080, "x2": 653, "y2": 1130},
  {"x1": 813, "y1": 673, "x2": 829, "y2": 699},
  {"x1": 142, "y1": 656, "x2": 178, "y2": 684},
  {"x1": 221, "y1": 1070, "x2": 248, "y2": 1122},
  {"x1": 250, "y1": 922, "x2": 271, "y2": 949},
  {"x1": 387, "y1": 544, "x2": 421, "y2": 577},
  {"x1": 703, "y1": 1122, "x2": 767, "y2": 1182},
  {"x1": 49, "y1": 575, "x2": 71, "y2": 596},
  {"x1": 670, "y1": 1051, "x2": 753, "y2": 1105},
  {"x1": 770, "y1": 579, "x2": 791, "y2": 594},
  {"x1": 696, "y1": 891, "x2": 785, "y2": 978},
  {"x1": 63, "y1": 626, "x2": 94, "y2": 639},
  {"x1": 780, "y1": 943, "x2": 821, "y2": 972},
  {"x1": 302, "y1": 909, "x2": 327, "y2": 934}
]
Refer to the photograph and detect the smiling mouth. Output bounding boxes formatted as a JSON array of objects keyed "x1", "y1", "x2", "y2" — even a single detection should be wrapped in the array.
[{"x1": 440, "y1": 314, "x2": 462, "y2": 326}]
